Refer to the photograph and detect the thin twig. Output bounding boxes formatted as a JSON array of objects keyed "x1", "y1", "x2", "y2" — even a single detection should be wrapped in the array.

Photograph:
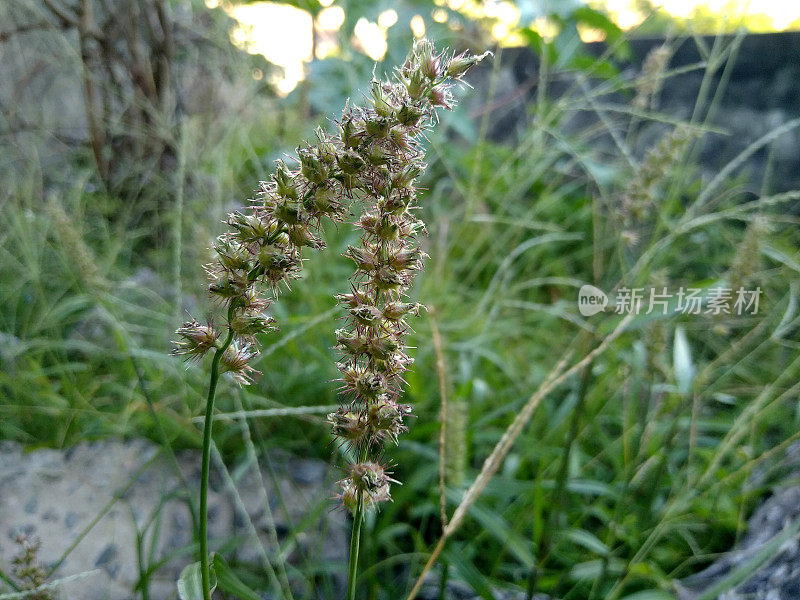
[{"x1": 0, "y1": 21, "x2": 68, "y2": 42}]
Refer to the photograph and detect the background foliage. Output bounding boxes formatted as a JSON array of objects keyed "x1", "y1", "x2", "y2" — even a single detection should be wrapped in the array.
[{"x1": 1, "y1": 0, "x2": 800, "y2": 598}]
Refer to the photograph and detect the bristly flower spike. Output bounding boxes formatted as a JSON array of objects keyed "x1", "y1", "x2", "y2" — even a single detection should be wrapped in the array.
[{"x1": 327, "y1": 40, "x2": 490, "y2": 514}]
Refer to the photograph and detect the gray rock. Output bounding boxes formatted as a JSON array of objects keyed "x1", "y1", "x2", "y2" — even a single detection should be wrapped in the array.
[
  {"x1": 0, "y1": 439, "x2": 347, "y2": 599},
  {"x1": 289, "y1": 458, "x2": 328, "y2": 486},
  {"x1": 94, "y1": 544, "x2": 118, "y2": 569},
  {"x1": 24, "y1": 497, "x2": 38, "y2": 515},
  {"x1": 64, "y1": 512, "x2": 80, "y2": 530},
  {"x1": 676, "y1": 486, "x2": 800, "y2": 599}
]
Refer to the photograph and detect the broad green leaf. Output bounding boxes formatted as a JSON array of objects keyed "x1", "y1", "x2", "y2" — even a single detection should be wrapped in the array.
[
  {"x1": 558, "y1": 529, "x2": 609, "y2": 557},
  {"x1": 570, "y1": 558, "x2": 625, "y2": 581},
  {"x1": 569, "y1": 54, "x2": 620, "y2": 79},
  {"x1": 177, "y1": 561, "x2": 214, "y2": 600},
  {"x1": 519, "y1": 28, "x2": 559, "y2": 64},
  {"x1": 771, "y1": 280, "x2": 797, "y2": 341},
  {"x1": 553, "y1": 22, "x2": 583, "y2": 68},
  {"x1": 467, "y1": 501, "x2": 536, "y2": 567},
  {"x1": 566, "y1": 479, "x2": 616, "y2": 497}
]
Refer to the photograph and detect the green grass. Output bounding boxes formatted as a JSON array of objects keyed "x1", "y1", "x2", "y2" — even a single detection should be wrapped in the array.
[{"x1": 2, "y1": 28, "x2": 800, "y2": 600}]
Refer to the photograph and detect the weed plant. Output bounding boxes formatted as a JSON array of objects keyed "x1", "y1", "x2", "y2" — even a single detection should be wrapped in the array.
[{"x1": 1, "y1": 21, "x2": 800, "y2": 600}]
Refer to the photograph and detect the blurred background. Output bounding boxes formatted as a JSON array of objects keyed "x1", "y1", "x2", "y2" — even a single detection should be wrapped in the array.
[{"x1": 2, "y1": 0, "x2": 800, "y2": 598}]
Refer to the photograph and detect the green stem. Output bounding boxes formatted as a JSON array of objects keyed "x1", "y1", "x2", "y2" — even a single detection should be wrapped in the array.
[
  {"x1": 346, "y1": 491, "x2": 365, "y2": 600},
  {"x1": 199, "y1": 308, "x2": 235, "y2": 600},
  {"x1": 0, "y1": 568, "x2": 20, "y2": 591}
]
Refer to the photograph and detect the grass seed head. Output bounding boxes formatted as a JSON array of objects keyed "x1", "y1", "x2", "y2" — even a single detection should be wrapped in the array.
[{"x1": 328, "y1": 40, "x2": 488, "y2": 509}]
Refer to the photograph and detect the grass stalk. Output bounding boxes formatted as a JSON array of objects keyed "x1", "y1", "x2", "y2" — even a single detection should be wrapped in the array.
[
  {"x1": 430, "y1": 308, "x2": 450, "y2": 530},
  {"x1": 209, "y1": 442, "x2": 283, "y2": 593},
  {"x1": 0, "y1": 570, "x2": 20, "y2": 592},
  {"x1": 172, "y1": 121, "x2": 186, "y2": 323},
  {"x1": 346, "y1": 492, "x2": 365, "y2": 600},
  {"x1": 198, "y1": 306, "x2": 235, "y2": 600},
  {"x1": 530, "y1": 352, "x2": 593, "y2": 597}
]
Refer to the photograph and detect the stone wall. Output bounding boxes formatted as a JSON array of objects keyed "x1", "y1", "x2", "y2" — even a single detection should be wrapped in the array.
[{"x1": 470, "y1": 32, "x2": 800, "y2": 194}]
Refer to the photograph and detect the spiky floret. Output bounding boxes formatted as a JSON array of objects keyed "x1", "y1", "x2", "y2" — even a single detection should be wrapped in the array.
[
  {"x1": 335, "y1": 462, "x2": 399, "y2": 513},
  {"x1": 171, "y1": 319, "x2": 220, "y2": 361},
  {"x1": 220, "y1": 342, "x2": 260, "y2": 385},
  {"x1": 328, "y1": 40, "x2": 490, "y2": 512}
]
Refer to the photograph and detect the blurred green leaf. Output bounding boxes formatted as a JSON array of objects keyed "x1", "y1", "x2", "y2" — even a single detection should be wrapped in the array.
[
  {"x1": 673, "y1": 325, "x2": 696, "y2": 397},
  {"x1": 444, "y1": 543, "x2": 496, "y2": 600},
  {"x1": 572, "y1": 6, "x2": 630, "y2": 58},
  {"x1": 212, "y1": 554, "x2": 262, "y2": 600},
  {"x1": 519, "y1": 28, "x2": 559, "y2": 64},
  {"x1": 177, "y1": 561, "x2": 213, "y2": 600},
  {"x1": 619, "y1": 590, "x2": 675, "y2": 600},
  {"x1": 557, "y1": 529, "x2": 609, "y2": 557},
  {"x1": 468, "y1": 501, "x2": 536, "y2": 567}
]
